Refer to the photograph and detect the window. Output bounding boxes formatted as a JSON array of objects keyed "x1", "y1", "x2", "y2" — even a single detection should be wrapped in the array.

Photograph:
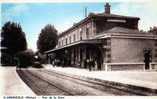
[
  {"x1": 73, "y1": 34, "x2": 76, "y2": 42},
  {"x1": 107, "y1": 53, "x2": 111, "y2": 58},
  {"x1": 155, "y1": 53, "x2": 157, "y2": 57},
  {"x1": 80, "y1": 31, "x2": 82, "y2": 40},
  {"x1": 106, "y1": 53, "x2": 111, "y2": 63},
  {"x1": 103, "y1": 39, "x2": 107, "y2": 45},
  {"x1": 69, "y1": 36, "x2": 71, "y2": 43},
  {"x1": 58, "y1": 41, "x2": 61, "y2": 47},
  {"x1": 79, "y1": 28, "x2": 83, "y2": 40},
  {"x1": 62, "y1": 39, "x2": 64, "y2": 46},
  {"x1": 66, "y1": 38, "x2": 68, "y2": 45},
  {"x1": 107, "y1": 39, "x2": 111, "y2": 45},
  {"x1": 155, "y1": 40, "x2": 157, "y2": 46},
  {"x1": 86, "y1": 28, "x2": 89, "y2": 39},
  {"x1": 155, "y1": 49, "x2": 157, "y2": 57},
  {"x1": 106, "y1": 48, "x2": 111, "y2": 52}
]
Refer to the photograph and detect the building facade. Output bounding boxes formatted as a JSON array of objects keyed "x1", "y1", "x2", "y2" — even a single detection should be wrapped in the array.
[{"x1": 45, "y1": 3, "x2": 157, "y2": 71}]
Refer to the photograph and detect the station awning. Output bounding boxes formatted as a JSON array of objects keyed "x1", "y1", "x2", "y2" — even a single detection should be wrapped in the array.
[{"x1": 45, "y1": 39, "x2": 102, "y2": 53}]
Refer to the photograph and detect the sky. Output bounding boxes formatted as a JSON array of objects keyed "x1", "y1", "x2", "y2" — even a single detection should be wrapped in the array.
[{"x1": 1, "y1": 0, "x2": 157, "y2": 52}]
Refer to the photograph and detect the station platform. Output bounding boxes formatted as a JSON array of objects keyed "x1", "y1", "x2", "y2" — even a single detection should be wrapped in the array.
[
  {"x1": 0, "y1": 66, "x2": 35, "y2": 96},
  {"x1": 44, "y1": 64, "x2": 157, "y2": 95}
]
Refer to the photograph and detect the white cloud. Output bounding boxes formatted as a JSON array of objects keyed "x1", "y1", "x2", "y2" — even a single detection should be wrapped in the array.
[
  {"x1": 135, "y1": 1, "x2": 157, "y2": 30},
  {"x1": 2, "y1": 4, "x2": 30, "y2": 24},
  {"x1": 111, "y1": 1, "x2": 157, "y2": 31},
  {"x1": 27, "y1": 40, "x2": 37, "y2": 52},
  {"x1": 56, "y1": 22, "x2": 73, "y2": 33},
  {"x1": 3, "y1": 4, "x2": 29, "y2": 16},
  {"x1": 55, "y1": 15, "x2": 82, "y2": 33},
  {"x1": 10, "y1": 4, "x2": 29, "y2": 15}
]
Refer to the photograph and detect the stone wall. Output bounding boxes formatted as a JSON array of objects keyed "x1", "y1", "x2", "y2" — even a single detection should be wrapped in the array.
[
  {"x1": 106, "y1": 63, "x2": 145, "y2": 71},
  {"x1": 111, "y1": 38, "x2": 155, "y2": 63},
  {"x1": 104, "y1": 62, "x2": 157, "y2": 71}
]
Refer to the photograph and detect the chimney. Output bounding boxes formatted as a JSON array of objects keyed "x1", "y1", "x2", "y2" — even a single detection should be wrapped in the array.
[{"x1": 105, "y1": 3, "x2": 111, "y2": 14}]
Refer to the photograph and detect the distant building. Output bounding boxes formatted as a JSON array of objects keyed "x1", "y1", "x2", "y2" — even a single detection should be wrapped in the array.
[{"x1": 45, "y1": 3, "x2": 157, "y2": 71}]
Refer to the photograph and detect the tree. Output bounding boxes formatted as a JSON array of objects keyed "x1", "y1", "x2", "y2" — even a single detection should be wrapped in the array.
[
  {"x1": 1, "y1": 21, "x2": 27, "y2": 65},
  {"x1": 37, "y1": 24, "x2": 58, "y2": 54},
  {"x1": 1, "y1": 21, "x2": 27, "y2": 55}
]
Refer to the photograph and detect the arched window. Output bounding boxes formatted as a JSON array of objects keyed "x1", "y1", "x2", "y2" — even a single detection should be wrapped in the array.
[
  {"x1": 79, "y1": 28, "x2": 83, "y2": 40},
  {"x1": 86, "y1": 28, "x2": 89, "y2": 39},
  {"x1": 73, "y1": 34, "x2": 76, "y2": 42}
]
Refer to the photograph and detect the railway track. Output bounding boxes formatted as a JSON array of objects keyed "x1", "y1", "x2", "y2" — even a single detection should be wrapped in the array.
[
  {"x1": 17, "y1": 69, "x2": 73, "y2": 95},
  {"x1": 17, "y1": 68, "x2": 141, "y2": 95},
  {"x1": 24, "y1": 69, "x2": 113, "y2": 95},
  {"x1": 39, "y1": 69, "x2": 139, "y2": 95}
]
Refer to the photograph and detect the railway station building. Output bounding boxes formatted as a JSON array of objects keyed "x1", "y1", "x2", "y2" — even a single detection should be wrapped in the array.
[{"x1": 45, "y1": 3, "x2": 157, "y2": 71}]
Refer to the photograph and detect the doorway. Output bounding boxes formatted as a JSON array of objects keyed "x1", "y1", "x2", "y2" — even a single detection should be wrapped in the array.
[{"x1": 144, "y1": 49, "x2": 152, "y2": 70}]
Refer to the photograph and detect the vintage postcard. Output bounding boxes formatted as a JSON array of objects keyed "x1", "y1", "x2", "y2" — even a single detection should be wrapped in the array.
[{"x1": 0, "y1": 0, "x2": 157, "y2": 99}]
